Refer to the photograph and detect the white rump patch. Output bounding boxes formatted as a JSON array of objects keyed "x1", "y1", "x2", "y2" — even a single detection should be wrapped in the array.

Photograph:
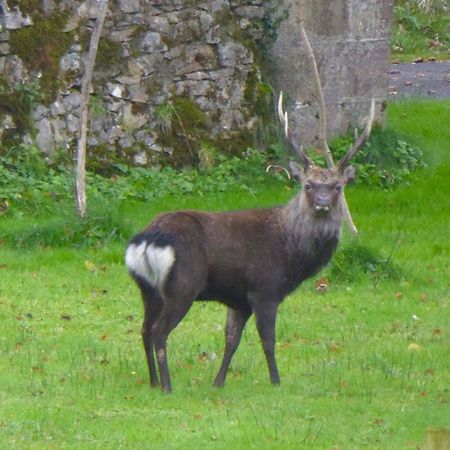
[{"x1": 126, "y1": 242, "x2": 175, "y2": 291}]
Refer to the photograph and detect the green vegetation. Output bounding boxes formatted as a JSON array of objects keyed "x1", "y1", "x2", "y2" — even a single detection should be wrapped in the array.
[
  {"x1": 391, "y1": 0, "x2": 450, "y2": 61},
  {"x1": 0, "y1": 100, "x2": 449, "y2": 449},
  {"x1": 9, "y1": 11, "x2": 72, "y2": 104},
  {"x1": 313, "y1": 126, "x2": 426, "y2": 188},
  {"x1": 0, "y1": 78, "x2": 43, "y2": 144}
]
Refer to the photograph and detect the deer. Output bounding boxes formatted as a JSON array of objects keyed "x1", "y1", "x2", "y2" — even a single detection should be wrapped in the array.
[{"x1": 125, "y1": 91, "x2": 375, "y2": 392}]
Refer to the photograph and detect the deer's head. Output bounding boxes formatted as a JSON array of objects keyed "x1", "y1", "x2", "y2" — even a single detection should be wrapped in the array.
[{"x1": 278, "y1": 92, "x2": 375, "y2": 217}]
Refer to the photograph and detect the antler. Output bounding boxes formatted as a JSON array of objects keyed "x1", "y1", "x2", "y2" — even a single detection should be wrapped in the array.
[
  {"x1": 277, "y1": 92, "x2": 313, "y2": 169},
  {"x1": 337, "y1": 99, "x2": 376, "y2": 169}
]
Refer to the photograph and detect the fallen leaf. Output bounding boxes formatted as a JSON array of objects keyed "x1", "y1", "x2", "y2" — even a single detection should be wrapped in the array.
[
  {"x1": 432, "y1": 328, "x2": 442, "y2": 336},
  {"x1": 84, "y1": 260, "x2": 96, "y2": 272},
  {"x1": 395, "y1": 292, "x2": 403, "y2": 300},
  {"x1": 328, "y1": 342, "x2": 342, "y2": 353},
  {"x1": 408, "y1": 343, "x2": 422, "y2": 352},
  {"x1": 279, "y1": 341, "x2": 292, "y2": 350},
  {"x1": 315, "y1": 276, "x2": 329, "y2": 294},
  {"x1": 0, "y1": 200, "x2": 9, "y2": 215}
]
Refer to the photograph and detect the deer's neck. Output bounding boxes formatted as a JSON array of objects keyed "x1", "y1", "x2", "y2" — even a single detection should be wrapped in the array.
[{"x1": 281, "y1": 195, "x2": 343, "y2": 255}]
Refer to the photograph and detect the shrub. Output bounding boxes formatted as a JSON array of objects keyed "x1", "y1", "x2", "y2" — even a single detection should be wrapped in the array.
[{"x1": 308, "y1": 126, "x2": 426, "y2": 188}]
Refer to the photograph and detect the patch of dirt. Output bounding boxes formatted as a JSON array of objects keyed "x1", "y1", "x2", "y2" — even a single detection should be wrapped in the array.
[{"x1": 388, "y1": 60, "x2": 450, "y2": 99}]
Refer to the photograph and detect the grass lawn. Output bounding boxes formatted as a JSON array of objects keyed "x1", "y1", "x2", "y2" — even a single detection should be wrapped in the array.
[{"x1": 0, "y1": 100, "x2": 449, "y2": 449}]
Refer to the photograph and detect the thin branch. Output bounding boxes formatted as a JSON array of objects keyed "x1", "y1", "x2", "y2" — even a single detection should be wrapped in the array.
[{"x1": 76, "y1": 0, "x2": 109, "y2": 218}]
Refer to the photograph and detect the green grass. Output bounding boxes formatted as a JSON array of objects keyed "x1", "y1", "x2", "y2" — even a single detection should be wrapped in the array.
[
  {"x1": 391, "y1": 1, "x2": 450, "y2": 62},
  {"x1": 1, "y1": 100, "x2": 449, "y2": 449}
]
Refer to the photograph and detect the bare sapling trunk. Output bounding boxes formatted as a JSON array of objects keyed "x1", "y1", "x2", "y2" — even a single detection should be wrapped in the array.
[{"x1": 76, "y1": 0, "x2": 109, "y2": 218}]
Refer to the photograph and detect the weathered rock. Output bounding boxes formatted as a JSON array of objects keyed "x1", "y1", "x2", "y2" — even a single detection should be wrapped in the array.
[
  {"x1": 0, "y1": 42, "x2": 10, "y2": 55},
  {"x1": 35, "y1": 118, "x2": 55, "y2": 155},
  {"x1": 139, "y1": 31, "x2": 168, "y2": 53},
  {"x1": 2, "y1": 2, "x2": 33, "y2": 30},
  {"x1": 77, "y1": 0, "x2": 106, "y2": 19},
  {"x1": 32, "y1": 105, "x2": 49, "y2": 121},
  {"x1": 217, "y1": 42, "x2": 253, "y2": 67},
  {"x1": 133, "y1": 151, "x2": 148, "y2": 165},
  {"x1": 62, "y1": 92, "x2": 81, "y2": 111},
  {"x1": 149, "y1": 15, "x2": 171, "y2": 34},
  {"x1": 128, "y1": 85, "x2": 149, "y2": 103},
  {"x1": 60, "y1": 52, "x2": 81, "y2": 72},
  {"x1": 0, "y1": 114, "x2": 16, "y2": 130},
  {"x1": 117, "y1": 0, "x2": 140, "y2": 14},
  {"x1": 135, "y1": 129, "x2": 158, "y2": 148},
  {"x1": 66, "y1": 113, "x2": 79, "y2": 134},
  {"x1": 107, "y1": 83, "x2": 126, "y2": 98},
  {"x1": 121, "y1": 104, "x2": 149, "y2": 131},
  {"x1": 50, "y1": 100, "x2": 66, "y2": 116}
]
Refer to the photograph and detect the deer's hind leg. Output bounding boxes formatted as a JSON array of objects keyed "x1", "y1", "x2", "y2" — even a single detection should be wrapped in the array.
[
  {"x1": 140, "y1": 283, "x2": 163, "y2": 387},
  {"x1": 151, "y1": 289, "x2": 198, "y2": 392}
]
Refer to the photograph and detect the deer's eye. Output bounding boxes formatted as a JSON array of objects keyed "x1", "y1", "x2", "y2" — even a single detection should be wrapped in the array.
[
  {"x1": 335, "y1": 184, "x2": 342, "y2": 192},
  {"x1": 304, "y1": 183, "x2": 312, "y2": 190}
]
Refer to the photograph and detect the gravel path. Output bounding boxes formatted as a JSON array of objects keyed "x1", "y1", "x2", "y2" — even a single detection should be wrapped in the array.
[{"x1": 388, "y1": 60, "x2": 450, "y2": 99}]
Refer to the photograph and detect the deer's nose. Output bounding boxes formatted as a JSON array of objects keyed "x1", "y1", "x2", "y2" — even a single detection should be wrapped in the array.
[{"x1": 316, "y1": 194, "x2": 331, "y2": 206}]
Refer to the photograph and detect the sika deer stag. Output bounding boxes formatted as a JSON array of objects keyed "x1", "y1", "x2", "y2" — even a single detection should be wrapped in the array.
[{"x1": 125, "y1": 94, "x2": 375, "y2": 392}]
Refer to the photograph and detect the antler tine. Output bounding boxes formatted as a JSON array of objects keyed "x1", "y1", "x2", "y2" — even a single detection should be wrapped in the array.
[
  {"x1": 338, "y1": 98, "x2": 376, "y2": 169},
  {"x1": 277, "y1": 91, "x2": 313, "y2": 168}
]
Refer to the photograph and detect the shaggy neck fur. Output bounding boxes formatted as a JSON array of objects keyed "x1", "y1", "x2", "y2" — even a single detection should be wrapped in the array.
[
  {"x1": 274, "y1": 192, "x2": 343, "y2": 290},
  {"x1": 281, "y1": 191, "x2": 343, "y2": 261}
]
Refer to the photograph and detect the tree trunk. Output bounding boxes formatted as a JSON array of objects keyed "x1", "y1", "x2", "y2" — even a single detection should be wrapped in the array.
[{"x1": 76, "y1": 0, "x2": 109, "y2": 218}]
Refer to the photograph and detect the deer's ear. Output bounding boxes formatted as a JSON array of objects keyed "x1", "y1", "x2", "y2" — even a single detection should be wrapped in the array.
[
  {"x1": 342, "y1": 165, "x2": 356, "y2": 184},
  {"x1": 289, "y1": 161, "x2": 305, "y2": 184}
]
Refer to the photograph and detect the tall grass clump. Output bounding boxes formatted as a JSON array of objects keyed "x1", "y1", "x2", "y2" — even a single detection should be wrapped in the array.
[{"x1": 330, "y1": 241, "x2": 402, "y2": 283}]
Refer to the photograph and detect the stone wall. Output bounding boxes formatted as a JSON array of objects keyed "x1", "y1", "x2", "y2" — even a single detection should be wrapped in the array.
[
  {"x1": 0, "y1": 0, "x2": 393, "y2": 168},
  {"x1": 0, "y1": 0, "x2": 270, "y2": 168},
  {"x1": 271, "y1": 0, "x2": 394, "y2": 145}
]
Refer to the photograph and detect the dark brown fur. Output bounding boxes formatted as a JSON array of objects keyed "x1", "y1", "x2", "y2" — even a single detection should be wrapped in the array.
[{"x1": 126, "y1": 162, "x2": 355, "y2": 391}]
